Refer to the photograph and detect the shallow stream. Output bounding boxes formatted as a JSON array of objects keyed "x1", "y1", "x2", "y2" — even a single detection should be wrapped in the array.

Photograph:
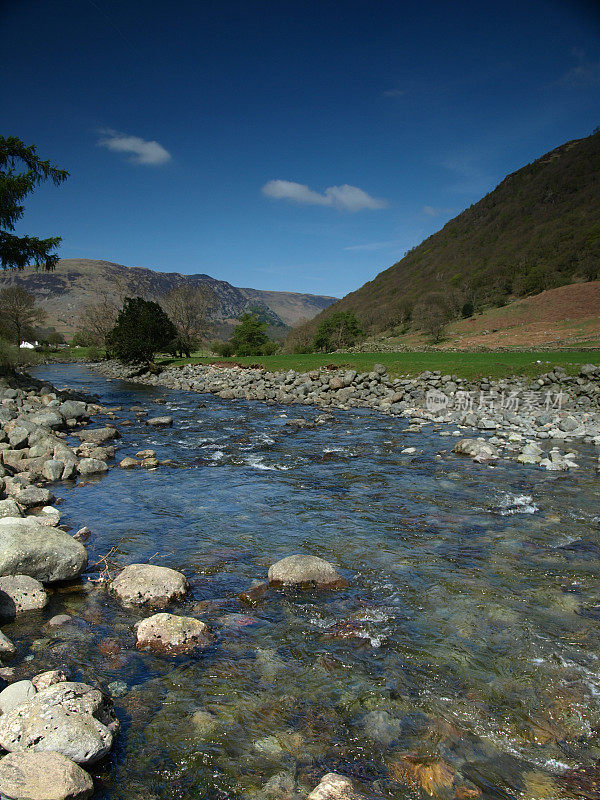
[{"x1": 11, "y1": 364, "x2": 600, "y2": 799}]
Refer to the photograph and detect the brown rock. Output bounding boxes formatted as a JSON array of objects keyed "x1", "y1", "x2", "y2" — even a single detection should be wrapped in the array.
[
  {"x1": 0, "y1": 750, "x2": 93, "y2": 800},
  {"x1": 135, "y1": 612, "x2": 213, "y2": 655}
]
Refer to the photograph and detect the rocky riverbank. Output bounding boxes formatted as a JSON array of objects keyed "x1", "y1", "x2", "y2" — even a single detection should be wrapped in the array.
[{"x1": 94, "y1": 359, "x2": 600, "y2": 471}]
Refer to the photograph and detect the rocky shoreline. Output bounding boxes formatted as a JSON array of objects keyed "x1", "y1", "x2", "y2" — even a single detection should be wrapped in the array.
[{"x1": 95, "y1": 358, "x2": 600, "y2": 471}]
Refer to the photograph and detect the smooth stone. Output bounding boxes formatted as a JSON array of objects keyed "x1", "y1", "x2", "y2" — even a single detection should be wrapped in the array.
[
  {"x1": 135, "y1": 613, "x2": 213, "y2": 655},
  {"x1": 0, "y1": 681, "x2": 36, "y2": 714},
  {"x1": 0, "y1": 681, "x2": 118, "y2": 765},
  {"x1": 0, "y1": 518, "x2": 88, "y2": 582},
  {"x1": 110, "y1": 563, "x2": 189, "y2": 607},
  {"x1": 0, "y1": 750, "x2": 93, "y2": 800},
  {"x1": 146, "y1": 416, "x2": 173, "y2": 427},
  {"x1": 141, "y1": 457, "x2": 159, "y2": 468},
  {"x1": 76, "y1": 458, "x2": 108, "y2": 476},
  {"x1": 268, "y1": 555, "x2": 349, "y2": 589},
  {"x1": 119, "y1": 457, "x2": 139, "y2": 469},
  {"x1": 46, "y1": 614, "x2": 72, "y2": 628},
  {"x1": 136, "y1": 449, "x2": 156, "y2": 458},
  {"x1": 0, "y1": 575, "x2": 48, "y2": 618}
]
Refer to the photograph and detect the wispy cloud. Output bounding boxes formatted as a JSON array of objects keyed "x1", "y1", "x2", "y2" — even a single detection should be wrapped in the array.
[
  {"x1": 262, "y1": 180, "x2": 387, "y2": 212},
  {"x1": 422, "y1": 205, "x2": 459, "y2": 217},
  {"x1": 344, "y1": 240, "x2": 399, "y2": 251},
  {"x1": 555, "y1": 49, "x2": 600, "y2": 88},
  {"x1": 382, "y1": 87, "x2": 405, "y2": 98},
  {"x1": 98, "y1": 129, "x2": 171, "y2": 165}
]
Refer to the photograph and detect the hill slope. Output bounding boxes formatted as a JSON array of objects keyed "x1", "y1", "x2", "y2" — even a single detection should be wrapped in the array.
[
  {"x1": 297, "y1": 130, "x2": 600, "y2": 339},
  {"x1": 0, "y1": 259, "x2": 337, "y2": 336}
]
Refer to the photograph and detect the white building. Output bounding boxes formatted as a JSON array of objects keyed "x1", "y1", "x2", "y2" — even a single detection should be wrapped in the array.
[{"x1": 19, "y1": 341, "x2": 38, "y2": 349}]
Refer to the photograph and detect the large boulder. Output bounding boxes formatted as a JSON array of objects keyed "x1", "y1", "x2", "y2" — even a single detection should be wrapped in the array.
[
  {"x1": 76, "y1": 427, "x2": 120, "y2": 445},
  {"x1": 42, "y1": 459, "x2": 66, "y2": 482},
  {"x1": 0, "y1": 575, "x2": 48, "y2": 618},
  {"x1": 0, "y1": 751, "x2": 94, "y2": 800},
  {"x1": 59, "y1": 400, "x2": 89, "y2": 421},
  {"x1": 30, "y1": 411, "x2": 64, "y2": 430},
  {"x1": 452, "y1": 438, "x2": 499, "y2": 463},
  {"x1": 0, "y1": 498, "x2": 22, "y2": 519},
  {"x1": 136, "y1": 613, "x2": 213, "y2": 655},
  {"x1": 110, "y1": 564, "x2": 189, "y2": 607},
  {"x1": 0, "y1": 518, "x2": 87, "y2": 582},
  {"x1": 0, "y1": 681, "x2": 118, "y2": 766},
  {"x1": 268, "y1": 555, "x2": 349, "y2": 589}
]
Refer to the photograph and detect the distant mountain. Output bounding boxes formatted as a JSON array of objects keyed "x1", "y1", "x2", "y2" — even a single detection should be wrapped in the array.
[
  {"x1": 0, "y1": 259, "x2": 337, "y2": 337},
  {"x1": 294, "y1": 130, "x2": 600, "y2": 339}
]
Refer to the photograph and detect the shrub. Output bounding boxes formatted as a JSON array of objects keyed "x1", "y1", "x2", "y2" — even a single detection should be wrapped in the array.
[
  {"x1": 313, "y1": 311, "x2": 363, "y2": 352},
  {"x1": 211, "y1": 340, "x2": 235, "y2": 357}
]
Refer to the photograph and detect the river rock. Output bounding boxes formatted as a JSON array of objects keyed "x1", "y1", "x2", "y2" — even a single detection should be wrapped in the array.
[
  {"x1": 35, "y1": 506, "x2": 61, "y2": 527},
  {"x1": 0, "y1": 751, "x2": 94, "y2": 800},
  {"x1": 8, "y1": 427, "x2": 29, "y2": 449},
  {"x1": 12, "y1": 486, "x2": 55, "y2": 509},
  {"x1": 59, "y1": 400, "x2": 89, "y2": 421},
  {"x1": 0, "y1": 681, "x2": 36, "y2": 714},
  {"x1": 141, "y1": 457, "x2": 159, "y2": 468},
  {"x1": 135, "y1": 612, "x2": 213, "y2": 654},
  {"x1": 77, "y1": 458, "x2": 108, "y2": 476},
  {"x1": 32, "y1": 669, "x2": 68, "y2": 691},
  {"x1": 308, "y1": 773, "x2": 364, "y2": 799},
  {"x1": 0, "y1": 630, "x2": 15, "y2": 656},
  {"x1": 119, "y1": 457, "x2": 139, "y2": 469},
  {"x1": 110, "y1": 563, "x2": 189, "y2": 607},
  {"x1": 76, "y1": 427, "x2": 119, "y2": 445},
  {"x1": 0, "y1": 575, "x2": 48, "y2": 618},
  {"x1": 0, "y1": 518, "x2": 87, "y2": 582},
  {"x1": 453, "y1": 438, "x2": 499, "y2": 462},
  {"x1": 147, "y1": 416, "x2": 173, "y2": 427},
  {"x1": 0, "y1": 498, "x2": 22, "y2": 519},
  {"x1": 42, "y1": 459, "x2": 66, "y2": 482},
  {"x1": 0, "y1": 681, "x2": 118, "y2": 765},
  {"x1": 268, "y1": 555, "x2": 349, "y2": 589},
  {"x1": 30, "y1": 411, "x2": 64, "y2": 430}
]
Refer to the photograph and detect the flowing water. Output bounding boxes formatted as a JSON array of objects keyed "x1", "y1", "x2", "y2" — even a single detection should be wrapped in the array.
[{"x1": 10, "y1": 363, "x2": 600, "y2": 799}]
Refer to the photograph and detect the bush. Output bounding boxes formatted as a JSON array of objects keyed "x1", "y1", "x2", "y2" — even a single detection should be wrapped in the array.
[
  {"x1": 211, "y1": 340, "x2": 234, "y2": 357},
  {"x1": 461, "y1": 300, "x2": 474, "y2": 318},
  {"x1": 313, "y1": 311, "x2": 363, "y2": 352},
  {"x1": 260, "y1": 340, "x2": 279, "y2": 355},
  {"x1": 229, "y1": 313, "x2": 271, "y2": 356}
]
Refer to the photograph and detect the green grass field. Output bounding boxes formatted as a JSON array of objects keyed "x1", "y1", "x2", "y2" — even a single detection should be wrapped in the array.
[{"x1": 155, "y1": 350, "x2": 600, "y2": 380}]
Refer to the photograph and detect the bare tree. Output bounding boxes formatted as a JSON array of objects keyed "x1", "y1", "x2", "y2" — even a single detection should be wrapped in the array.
[
  {"x1": 75, "y1": 298, "x2": 120, "y2": 348},
  {"x1": 412, "y1": 293, "x2": 454, "y2": 343},
  {"x1": 161, "y1": 285, "x2": 214, "y2": 357},
  {"x1": 0, "y1": 286, "x2": 46, "y2": 346}
]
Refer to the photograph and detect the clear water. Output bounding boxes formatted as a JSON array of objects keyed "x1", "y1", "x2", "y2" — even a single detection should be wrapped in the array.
[{"x1": 9, "y1": 364, "x2": 600, "y2": 799}]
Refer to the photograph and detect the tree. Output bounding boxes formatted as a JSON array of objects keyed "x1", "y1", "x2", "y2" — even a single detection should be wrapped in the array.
[
  {"x1": 229, "y1": 313, "x2": 269, "y2": 356},
  {"x1": 0, "y1": 286, "x2": 46, "y2": 346},
  {"x1": 412, "y1": 293, "x2": 453, "y2": 343},
  {"x1": 313, "y1": 311, "x2": 363, "y2": 352},
  {"x1": 106, "y1": 297, "x2": 176, "y2": 363},
  {"x1": 0, "y1": 136, "x2": 68, "y2": 270},
  {"x1": 75, "y1": 298, "x2": 120, "y2": 350},
  {"x1": 161, "y1": 284, "x2": 214, "y2": 357}
]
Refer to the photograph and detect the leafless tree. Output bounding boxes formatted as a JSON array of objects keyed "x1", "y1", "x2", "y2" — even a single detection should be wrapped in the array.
[
  {"x1": 412, "y1": 292, "x2": 454, "y2": 343},
  {"x1": 75, "y1": 297, "x2": 120, "y2": 348},
  {"x1": 161, "y1": 284, "x2": 215, "y2": 357},
  {"x1": 0, "y1": 286, "x2": 46, "y2": 346}
]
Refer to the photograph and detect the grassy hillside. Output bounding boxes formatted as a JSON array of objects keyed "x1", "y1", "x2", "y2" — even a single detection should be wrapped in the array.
[{"x1": 294, "y1": 130, "x2": 600, "y2": 340}]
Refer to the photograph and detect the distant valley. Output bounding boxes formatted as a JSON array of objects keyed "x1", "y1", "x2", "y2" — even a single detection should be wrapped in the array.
[{"x1": 0, "y1": 259, "x2": 337, "y2": 338}]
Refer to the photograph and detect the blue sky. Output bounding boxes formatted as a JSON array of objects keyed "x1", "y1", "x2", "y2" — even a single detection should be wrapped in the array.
[{"x1": 1, "y1": 0, "x2": 599, "y2": 297}]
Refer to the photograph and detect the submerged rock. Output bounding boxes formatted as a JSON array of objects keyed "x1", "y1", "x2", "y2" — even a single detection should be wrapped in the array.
[
  {"x1": 110, "y1": 563, "x2": 189, "y2": 607},
  {"x1": 147, "y1": 416, "x2": 173, "y2": 427},
  {"x1": 0, "y1": 751, "x2": 93, "y2": 800},
  {"x1": 389, "y1": 752, "x2": 456, "y2": 797},
  {"x1": 0, "y1": 630, "x2": 15, "y2": 656},
  {"x1": 0, "y1": 518, "x2": 87, "y2": 582},
  {"x1": 135, "y1": 612, "x2": 213, "y2": 655},
  {"x1": 268, "y1": 555, "x2": 349, "y2": 589},
  {"x1": 308, "y1": 773, "x2": 364, "y2": 799}
]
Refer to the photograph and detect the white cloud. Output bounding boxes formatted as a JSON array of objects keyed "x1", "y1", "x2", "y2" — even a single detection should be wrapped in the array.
[
  {"x1": 423, "y1": 204, "x2": 460, "y2": 218},
  {"x1": 262, "y1": 179, "x2": 386, "y2": 212},
  {"x1": 98, "y1": 129, "x2": 171, "y2": 165}
]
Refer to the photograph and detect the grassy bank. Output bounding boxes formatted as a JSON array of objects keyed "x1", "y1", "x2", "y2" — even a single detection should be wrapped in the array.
[{"x1": 156, "y1": 350, "x2": 600, "y2": 380}]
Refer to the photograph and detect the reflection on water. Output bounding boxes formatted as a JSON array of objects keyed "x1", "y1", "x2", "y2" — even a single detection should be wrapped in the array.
[{"x1": 10, "y1": 364, "x2": 600, "y2": 798}]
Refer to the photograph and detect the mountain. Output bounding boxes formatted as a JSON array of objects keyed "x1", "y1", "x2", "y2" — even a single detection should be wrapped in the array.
[
  {"x1": 0, "y1": 259, "x2": 337, "y2": 337},
  {"x1": 294, "y1": 130, "x2": 600, "y2": 340}
]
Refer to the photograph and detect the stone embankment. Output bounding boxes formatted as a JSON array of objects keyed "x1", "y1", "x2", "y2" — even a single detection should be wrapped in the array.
[{"x1": 96, "y1": 359, "x2": 600, "y2": 469}]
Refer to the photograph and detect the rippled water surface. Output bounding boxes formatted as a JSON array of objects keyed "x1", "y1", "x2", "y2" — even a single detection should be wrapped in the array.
[{"x1": 13, "y1": 364, "x2": 600, "y2": 799}]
